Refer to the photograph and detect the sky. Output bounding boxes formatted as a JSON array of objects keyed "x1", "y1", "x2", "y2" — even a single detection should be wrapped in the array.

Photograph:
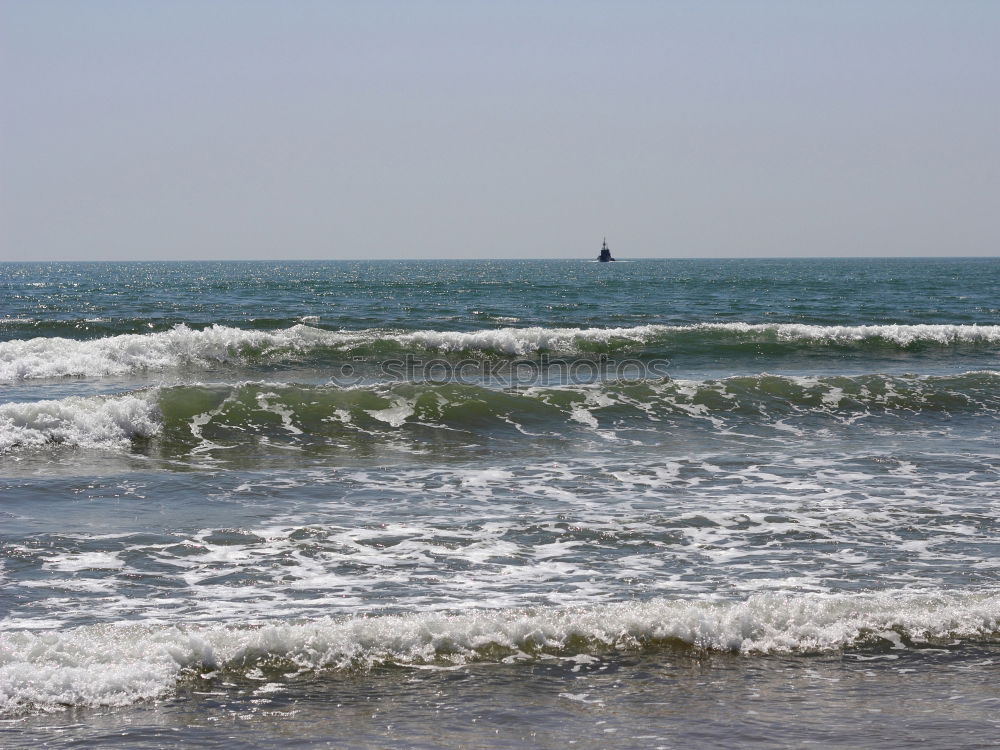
[{"x1": 1, "y1": 0, "x2": 998, "y2": 261}]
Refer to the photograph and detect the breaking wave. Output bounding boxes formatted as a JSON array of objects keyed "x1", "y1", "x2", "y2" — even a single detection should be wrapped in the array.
[
  {"x1": 2, "y1": 590, "x2": 998, "y2": 715},
  {"x1": 1, "y1": 372, "x2": 997, "y2": 454},
  {"x1": 2, "y1": 322, "x2": 999, "y2": 381},
  {"x1": 0, "y1": 393, "x2": 160, "y2": 453}
]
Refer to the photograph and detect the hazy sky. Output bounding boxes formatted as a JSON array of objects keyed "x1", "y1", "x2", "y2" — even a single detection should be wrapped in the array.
[{"x1": 2, "y1": 0, "x2": 998, "y2": 260}]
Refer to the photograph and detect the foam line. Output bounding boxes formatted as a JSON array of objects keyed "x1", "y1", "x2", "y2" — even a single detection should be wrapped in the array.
[
  {"x1": 3, "y1": 323, "x2": 999, "y2": 381},
  {"x1": 2, "y1": 590, "x2": 997, "y2": 715}
]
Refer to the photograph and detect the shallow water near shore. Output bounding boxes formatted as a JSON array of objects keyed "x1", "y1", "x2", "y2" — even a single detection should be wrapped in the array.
[{"x1": 5, "y1": 644, "x2": 1000, "y2": 749}]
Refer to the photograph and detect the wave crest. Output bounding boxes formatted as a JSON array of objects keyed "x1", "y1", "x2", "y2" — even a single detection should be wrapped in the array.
[
  {"x1": 2, "y1": 372, "x2": 997, "y2": 454},
  {"x1": 3, "y1": 322, "x2": 999, "y2": 381},
  {"x1": 0, "y1": 393, "x2": 159, "y2": 453},
  {"x1": 2, "y1": 591, "x2": 998, "y2": 715}
]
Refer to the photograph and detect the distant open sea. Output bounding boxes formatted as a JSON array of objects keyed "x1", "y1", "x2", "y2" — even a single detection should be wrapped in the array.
[{"x1": 1, "y1": 257, "x2": 999, "y2": 748}]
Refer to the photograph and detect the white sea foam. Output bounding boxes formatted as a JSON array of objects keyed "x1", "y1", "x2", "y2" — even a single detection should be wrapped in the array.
[
  {"x1": 365, "y1": 396, "x2": 417, "y2": 427},
  {"x1": 392, "y1": 322, "x2": 1000, "y2": 352},
  {"x1": 2, "y1": 591, "x2": 997, "y2": 715},
  {"x1": 2, "y1": 322, "x2": 998, "y2": 381},
  {"x1": 42, "y1": 552, "x2": 125, "y2": 572},
  {"x1": 0, "y1": 393, "x2": 159, "y2": 452},
  {"x1": 692, "y1": 322, "x2": 1000, "y2": 346},
  {"x1": 0, "y1": 324, "x2": 332, "y2": 381}
]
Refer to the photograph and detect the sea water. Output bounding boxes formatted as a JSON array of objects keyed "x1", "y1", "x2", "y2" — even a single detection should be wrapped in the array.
[{"x1": 1, "y1": 258, "x2": 998, "y2": 748}]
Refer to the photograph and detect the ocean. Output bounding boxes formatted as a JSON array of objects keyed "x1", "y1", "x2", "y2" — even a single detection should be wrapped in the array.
[{"x1": 1, "y1": 257, "x2": 998, "y2": 748}]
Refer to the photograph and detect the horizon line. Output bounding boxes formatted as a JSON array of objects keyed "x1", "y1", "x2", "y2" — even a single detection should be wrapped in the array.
[{"x1": 1, "y1": 255, "x2": 998, "y2": 264}]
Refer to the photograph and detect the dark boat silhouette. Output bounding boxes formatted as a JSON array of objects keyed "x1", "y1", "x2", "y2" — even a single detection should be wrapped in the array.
[{"x1": 598, "y1": 238, "x2": 616, "y2": 262}]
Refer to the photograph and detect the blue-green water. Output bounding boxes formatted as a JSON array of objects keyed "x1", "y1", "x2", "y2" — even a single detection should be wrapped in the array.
[{"x1": 1, "y1": 258, "x2": 999, "y2": 748}]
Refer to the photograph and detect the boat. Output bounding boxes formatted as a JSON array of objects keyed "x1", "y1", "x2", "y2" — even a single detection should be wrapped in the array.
[{"x1": 597, "y1": 238, "x2": 616, "y2": 262}]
